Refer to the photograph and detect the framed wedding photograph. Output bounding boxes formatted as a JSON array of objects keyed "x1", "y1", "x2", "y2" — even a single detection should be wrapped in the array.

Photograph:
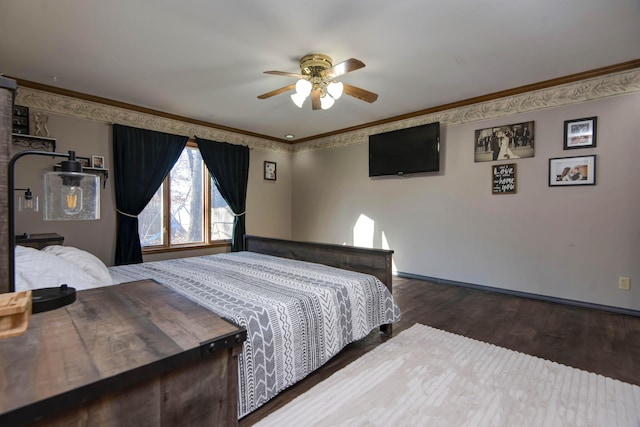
[
  {"x1": 548, "y1": 155, "x2": 596, "y2": 186},
  {"x1": 91, "y1": 155, "x2": 104, "y2": 168},
  {"x1": 564, "y1": 117, "x2": 597, "y2": 149},
  {"x1": 264, "y1": 161, "x2": 276, "y2": 181},
  {"x1": 474, "y1": 121, "x2": 534, "y2": 162}
]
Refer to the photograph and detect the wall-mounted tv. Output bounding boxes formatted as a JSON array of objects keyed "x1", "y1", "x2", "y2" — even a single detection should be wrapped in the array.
[{"x1": 369, "y1": 122, "x2": 440, "y2": 177}]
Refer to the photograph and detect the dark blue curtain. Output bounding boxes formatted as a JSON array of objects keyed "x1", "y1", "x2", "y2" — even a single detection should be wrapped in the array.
[
  {"x1": 196, "y1": 137, "x2": 249, "y2": 251},
  {"x1": 113, "y1": 124, "x2": 187, "y2": 265}
]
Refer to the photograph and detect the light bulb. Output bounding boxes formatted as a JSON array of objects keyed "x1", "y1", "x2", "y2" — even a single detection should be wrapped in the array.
[
  {"x1": 327, "y1": 81, "x2": 343, "y2": 100},
  {"x1": 291, "y1": 92, "x2": 306, "y2": 108},
  {"x1": 62, "y1": 185, "x2": 83, "y2": 215},
  {"x1": 44, "y1": 171, "x2": 100, "y2": 220},
  {"x1": 320, "y1": 94, "x2": 335, "y2": 110},
  {"x1": 295, "y1": 79, "x2": 312, "y2": 97}
]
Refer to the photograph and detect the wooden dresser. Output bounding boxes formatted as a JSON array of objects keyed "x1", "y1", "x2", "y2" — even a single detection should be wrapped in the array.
[{"x1": 0, "y1": 279, "x2": 246, "y2": 427}]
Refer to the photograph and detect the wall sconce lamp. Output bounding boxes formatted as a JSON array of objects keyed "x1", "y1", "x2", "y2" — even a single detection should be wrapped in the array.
[{"x1": 8, "y1": 149, "x2": 100, "y2": 313}]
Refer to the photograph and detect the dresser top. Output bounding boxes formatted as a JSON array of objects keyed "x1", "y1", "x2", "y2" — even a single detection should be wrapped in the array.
[{"x1": 0, "y1": 279, "x2": 245, "y2": 425}]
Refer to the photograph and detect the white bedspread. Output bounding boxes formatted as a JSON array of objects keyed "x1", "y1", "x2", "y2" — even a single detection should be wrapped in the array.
[{"x1": 109, "y1": 251, "x2": 401, "y2": 417}]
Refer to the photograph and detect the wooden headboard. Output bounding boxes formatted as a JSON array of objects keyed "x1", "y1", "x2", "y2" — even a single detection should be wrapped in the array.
[{"x1": 244, "y1": 235, "x2": 394, "y2": 294}]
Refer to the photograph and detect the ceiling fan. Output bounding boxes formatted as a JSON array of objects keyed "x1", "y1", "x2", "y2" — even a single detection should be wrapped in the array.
[{"x1": 257, "y1": 54, "x2": 378, "y2": 110}]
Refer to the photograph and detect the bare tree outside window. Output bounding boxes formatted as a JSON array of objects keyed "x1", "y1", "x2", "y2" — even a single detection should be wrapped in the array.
[{"x1": 138, "y1": 145, "x2": 232, "y2": 249}]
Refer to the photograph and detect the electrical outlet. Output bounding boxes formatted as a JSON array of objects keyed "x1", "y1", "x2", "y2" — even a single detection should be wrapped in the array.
[{"x1": 618, "y1": 277, "x2": 631, "y2": 290}]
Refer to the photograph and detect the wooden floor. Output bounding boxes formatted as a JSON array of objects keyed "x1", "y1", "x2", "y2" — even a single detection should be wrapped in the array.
[{"x1": 240, "y1": 276, "x2": 640, "y2": 425}]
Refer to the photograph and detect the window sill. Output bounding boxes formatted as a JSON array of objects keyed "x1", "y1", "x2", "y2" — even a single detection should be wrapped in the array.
[{"x1": 142, "y1": 240, "x2": 231, "y2": 255}]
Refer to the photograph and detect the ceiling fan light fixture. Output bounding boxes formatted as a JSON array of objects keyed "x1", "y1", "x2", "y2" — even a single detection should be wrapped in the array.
[
  {"x1": 291, "y1": 92, "x2": 307, "y2": 108},
  {"x1": 295, "y1": 78, "x2": 312, "y2": 97},
  {"x1": 320, "y1": 94, "x2": 335, "y2": 110},
  {"x1": 326, "y1": 81, "x2": 343, "y2": 100},
  {"x1": 259, "y1": 54, "x2": 377, "y2": 110}
]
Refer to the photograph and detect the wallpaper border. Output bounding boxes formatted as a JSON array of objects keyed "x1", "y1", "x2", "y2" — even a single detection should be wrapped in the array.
[
  {"x1": 15, "y1": 87, "x2": 294, "y2": 154},
  {"x1": 15, "y1": 68, "x2": 640, "y2": 155},
  {"x1": 293, "y1": 68, "x2": 640, "y2": 153}
]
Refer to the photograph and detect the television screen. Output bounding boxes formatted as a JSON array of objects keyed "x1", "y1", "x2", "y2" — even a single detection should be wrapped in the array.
[{"x1": 369, "y1": 122, "x2": 440, "y2": 177}]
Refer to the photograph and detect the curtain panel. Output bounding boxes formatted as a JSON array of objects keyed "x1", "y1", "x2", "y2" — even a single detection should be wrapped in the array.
[
  {"x1": 196, "y1": 137, "x2": 249, "y2": 251},
  {"x1": 112, "y1": 124, "x2": 187, "y2": 265}
]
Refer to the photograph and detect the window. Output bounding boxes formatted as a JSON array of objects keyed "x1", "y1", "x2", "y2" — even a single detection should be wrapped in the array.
[{"x1": 138, "y1": 144, "x2": 234, "y2": 251}]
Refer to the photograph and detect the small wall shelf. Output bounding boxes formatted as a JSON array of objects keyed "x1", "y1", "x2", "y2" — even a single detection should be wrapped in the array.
[
  {"x1": 54, "y1": 164, "x2": 109, "y2": 188},
  {"x1": 12, "y1": 133, "x2": 57, "y2": 152}
]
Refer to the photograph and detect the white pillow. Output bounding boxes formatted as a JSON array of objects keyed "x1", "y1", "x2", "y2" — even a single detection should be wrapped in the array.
[
  {"x1": 41, "y1": 245, "x2": 114, "y2": 285},
  {"x1": 14, "y1": 245, "x2": 104, "y2": 291}
]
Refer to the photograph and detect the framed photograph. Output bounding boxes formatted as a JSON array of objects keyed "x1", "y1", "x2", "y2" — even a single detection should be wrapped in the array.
[
  {"x1": 264, "y1": 161, "x2": 276, "y2": 181},
  {"x1": 474, "y1": 121, "x2": 534, "y2": 162},
  {"x1": 492, "y1": 163, "x2": 517, "y2": 194},
  {"x1": 548, "y1": 155, "x2": 596, "y2": 186},
  {"x1": 91, "y1": 155, "x2": 104, "y2": 169},
  {"x1": 78, "y1": 156, "x2": 91, "y2": 168},
  {"x1": 564, "y1": 117, "x2": 597, "y2": 149},
  {"x1": 12, "y1": 105, "x2": 29, "y2": 135}
]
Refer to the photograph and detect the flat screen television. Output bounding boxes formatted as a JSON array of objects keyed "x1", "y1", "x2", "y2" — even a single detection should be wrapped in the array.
[{"x1": 368, "y1": 122, "x2": 440, "y2": 177}]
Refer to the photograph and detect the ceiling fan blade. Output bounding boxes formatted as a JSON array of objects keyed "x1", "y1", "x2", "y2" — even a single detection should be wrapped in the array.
[
  {"x1": 342, "y1": 83, "x2": 379, "y2": 103},
  {"x1": 257, "y1": 83, "x2": 296, "y2": 99},
  {"x1": 264, "y1": 70, "x2": 305, "y2": 79},
  {"x1": 311, "y1": 89, "x2": 321, "y2": 110},
  {"x1": 321, "y1": 58, "x2": 365, "y2": 78}
]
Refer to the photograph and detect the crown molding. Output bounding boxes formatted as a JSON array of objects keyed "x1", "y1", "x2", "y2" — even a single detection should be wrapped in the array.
[
  {"x1": 14, "y1": 68, "x2": 640, "y2": 155},
  {"x1": 292, "y1": 68, "x2": 640, "y2": 153},
  {"x1": 14, "y1": 87, "x2": 295, "y2": 154}
]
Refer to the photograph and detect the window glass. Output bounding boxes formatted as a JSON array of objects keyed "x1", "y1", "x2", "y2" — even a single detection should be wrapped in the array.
[
  {"x1": 211, "y1": 180, "x2": 234, "y2": 241},
  {"x1": 170, "y1": 147, "x2": 204, "y2": 244},
  {"x1": 139, "y1": 145, "x2": 232, "y2": 250},
  {"x1": 139, "y1": 184, "x2": 164, "y2": 247}
]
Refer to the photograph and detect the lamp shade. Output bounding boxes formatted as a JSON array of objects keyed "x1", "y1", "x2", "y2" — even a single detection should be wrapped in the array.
[
  {"x1": 320, "y1": 94, "x2": 335, "y2": 110},
  {"x1": 327, "y1": 81, "x2": 344, "y2": 100},
  {"x1": 18, "y1": 189, "x2": 38, "y2": 212},
  {"x1": 295, "y1": 79, "x2": 312, "y2": 97},
  {"x1": 291, "y1": 92, "x2": 307, "y2": 108},
  {"x1": 43, "y1": 171, "x2": 100, "y2": 220}
]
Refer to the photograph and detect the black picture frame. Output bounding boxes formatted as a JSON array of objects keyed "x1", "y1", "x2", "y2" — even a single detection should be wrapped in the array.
[
  {"x1": 492, "y1": 163, "x2": 517, "y2": 194},
  {"x1": 12, "y1": 105, "x2": 29, "y2": 135},
  {"x1": 77, "y1": 157, "x2": 91, "y2": 168},
  {"x1": 548, "y1": 155, "x2": 596, "y2": 186},
  {"x1": 564, "y1": 117, "x2": 597, "y2": 149},
  {"x1": 474, "y1": 121, "x2": 535, "y2": 162},
  {"x1": 264, "y1": 161, "x2": 276, "y2": 181}
]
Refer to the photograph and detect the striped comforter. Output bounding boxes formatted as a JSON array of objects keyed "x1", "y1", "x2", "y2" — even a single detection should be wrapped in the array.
[{"x1": 109, "y1": 251, "x2": 401, "y2": 417}]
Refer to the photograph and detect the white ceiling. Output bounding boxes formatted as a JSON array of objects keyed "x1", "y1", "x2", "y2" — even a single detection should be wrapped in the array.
[{"x1": 1, "y1": 0, "x2": 639, "y2": 142}]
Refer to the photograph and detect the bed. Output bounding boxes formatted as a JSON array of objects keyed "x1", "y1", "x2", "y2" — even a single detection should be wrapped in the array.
[{"x1": 13, "y1": 235, "x2": 401, "y2": 419}]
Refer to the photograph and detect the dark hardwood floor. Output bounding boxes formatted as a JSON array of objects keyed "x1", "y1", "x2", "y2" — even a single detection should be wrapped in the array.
[{"x1": 240, "y1": 276, "x2": 640, "y2": 426}]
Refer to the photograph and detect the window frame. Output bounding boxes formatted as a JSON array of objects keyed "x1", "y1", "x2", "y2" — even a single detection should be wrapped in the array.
[{"x1": 141, "y1": 141, "x2": 232, "y2": 254}]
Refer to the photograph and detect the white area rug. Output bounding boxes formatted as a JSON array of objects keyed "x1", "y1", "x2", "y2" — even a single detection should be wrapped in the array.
[{"x1": 254, "y1": 323, "x2": 640, "y2": 426}]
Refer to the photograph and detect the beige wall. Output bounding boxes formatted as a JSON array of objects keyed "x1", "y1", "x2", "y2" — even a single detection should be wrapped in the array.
[
  {"x1": 292, "y1": 92, "x2": 640, "y2": 311},
  {"x1": 14, "y1": 116, "x2": 116, "y2": 265},
  {"x1": 12, "y1": 86, "x2": 639, "y2": 311},
  {"x1": 246, "y1": 148, "x2": 292, "y2": 240},
  {"x1": 13, "y1": 114, "x2": 293, "y2": 265}
]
